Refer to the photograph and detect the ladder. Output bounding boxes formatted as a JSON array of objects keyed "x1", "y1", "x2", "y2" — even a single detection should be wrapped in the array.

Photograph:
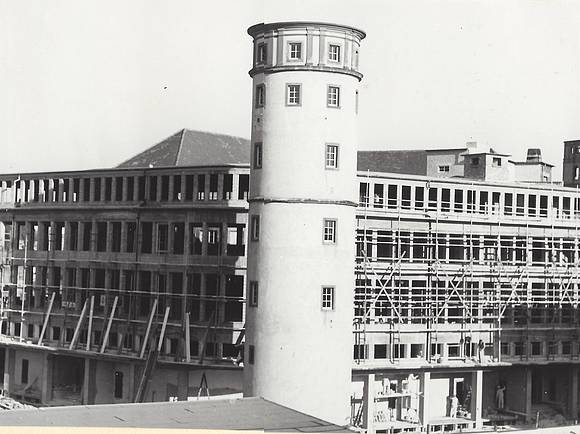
[{"x1": 134, "y1": 345, "x2": 159, "y2": 403}]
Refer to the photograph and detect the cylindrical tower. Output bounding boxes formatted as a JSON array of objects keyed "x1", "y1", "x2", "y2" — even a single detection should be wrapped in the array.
[{"x1": 244, "y1": 22, "x2": 365, "y2": 425}]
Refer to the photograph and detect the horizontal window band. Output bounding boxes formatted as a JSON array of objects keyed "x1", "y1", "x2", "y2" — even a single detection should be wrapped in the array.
[{"x1": 249, "y1": 197, "x2": 358, "y2": 207}]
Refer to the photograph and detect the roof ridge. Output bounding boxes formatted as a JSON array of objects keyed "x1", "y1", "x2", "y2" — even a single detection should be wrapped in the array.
[
  {"x1": 182, "y1": 128, "x2": 250, "y2": 141},
  {"x1": 174, "y1": 128, "x2": 187, "y2": 166}
]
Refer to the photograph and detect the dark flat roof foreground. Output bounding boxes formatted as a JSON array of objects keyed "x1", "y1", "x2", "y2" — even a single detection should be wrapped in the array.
[{"x1": 0, "y1": 397, "x2": 351, "y2": 432}]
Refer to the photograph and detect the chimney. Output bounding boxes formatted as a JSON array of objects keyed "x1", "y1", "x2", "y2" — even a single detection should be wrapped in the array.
[
  {"x1": 526, "y1": 148, "x2": 542, "y2": 163},
  {"x1": 466, "y1": 141, "x2": 477, "y2": 153}
]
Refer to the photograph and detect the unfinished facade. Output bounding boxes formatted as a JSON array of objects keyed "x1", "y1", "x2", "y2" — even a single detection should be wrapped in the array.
[
  {"x1": 352, "y1": 147, "x2": 580, "y2": 432},
  {"x1": 0, "y1": 130, "x2": 249, "y2": 405}
]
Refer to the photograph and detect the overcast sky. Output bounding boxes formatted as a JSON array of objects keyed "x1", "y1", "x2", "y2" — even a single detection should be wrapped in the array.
[{"x1": 1, "y1": 0, "x2": 580, "y2": 177}]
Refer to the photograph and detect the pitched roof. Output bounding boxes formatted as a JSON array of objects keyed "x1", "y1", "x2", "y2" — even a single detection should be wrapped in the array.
[
  {"x1": 0, "y1": 397, "x2": 351, "y2": 432},
  {"x1": 357, "y1": 150, "x2": 427, "y2": 175},
  {"x1": 117, "y1": 129, "x2": 250, "y2": 168}
]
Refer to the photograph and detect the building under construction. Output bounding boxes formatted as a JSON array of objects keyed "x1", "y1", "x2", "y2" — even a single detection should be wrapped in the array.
[{"x1": 0, "y1": 19, "x2": 579, "y2": 434}]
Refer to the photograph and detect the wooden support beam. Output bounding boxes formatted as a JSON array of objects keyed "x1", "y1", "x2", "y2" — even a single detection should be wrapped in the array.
[
  {"x1": 86, "y1": 296, "x2": 95, "y2": 351},
  {"x1": 198, "y1": 310, "x2": 216, "y2": 365},
  {"x1": 37, "y1": 291, "x2": 56, "y2": 345},
  {"x1": 69, "y1": 298, "x2": 89, "y2": 350},
  {"x1": 157, "y1": 306, "x2": 170, "y2": 353},
  {"x1": 140, "y1": 299, "x2": 158, "y2": 359},
  {"x1": 185, "y1": 313, "x2": 191, "y2": 363},
  {"x1": 100, "y1": 296, "x2": 118, "y2": 354}
]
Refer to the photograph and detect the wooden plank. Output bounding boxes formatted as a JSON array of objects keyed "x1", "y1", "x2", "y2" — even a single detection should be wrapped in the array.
[
  {"x1": 157, "y1": 306, "x2": 170, "y2": 352},
  {"x1": 69, "y1": 298, "x2": 89, "y2": 350},
  {"x1": 100, "y1": 296, "x2": 118, "y2": 353},
  {"x1": 86, "y1": 296, "x2": 95, "y2": 351},
  {"x1": 139, "y1": 298, "x2": 158, "y2": 359},
  {"x1": 185, "y1": 313, "x2": 191, "y2": 362},
  {"x1": 37, "y1": 291, "x2": 56, "y2": 345}
]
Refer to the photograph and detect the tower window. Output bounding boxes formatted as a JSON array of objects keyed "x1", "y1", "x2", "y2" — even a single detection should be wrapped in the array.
[
  {"x1": 255, "y1": 84, "x2": 265, "y2": 108},
  {"x1": 325, "y1": 144, "x2": 339, "y2": 169},
  {"x1": 322, "y1": 286, "x2": 335, "y2": 310},
  {"x1": 249, "y1": 281, "x2": 258, "y2": 307},
  {"x1": 471, "y1": 157, "x2": 480, "y2": 166},
  {"x1": 256, "y1": 43, "x2": 266, "y2": 64},
  {"x1": 492, "y1": 157, "x2": 502, "y2": 167},
  {"x1": 286, "y1": 84, "x2": 301, "y2": 106},
  {"x1": 328, "y1": 44, "x2": 341, "y2": 62},
  {"x1": 323, "y1": 219, "x2": 337, "y2": 243},
  {"x1": 250, "y1": 215, "x2": 260, "y2": 241},
  {"x1": 288, "y1": 42, "x2": 302, "y2": 60},
  {"x1": 248, "y1": 345, "x2": 255, "y2": 365},
  {"x1": 327, "y1": 86, "x2": 340, "y2": 108},
  {"x1": 253, "y1": 142, "x2": 263, "y2": 169}
]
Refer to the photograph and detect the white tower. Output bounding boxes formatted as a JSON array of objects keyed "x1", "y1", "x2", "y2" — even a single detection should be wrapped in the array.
[{"x1": 244, "y1": 22, "x2": 365, "y2": 425}]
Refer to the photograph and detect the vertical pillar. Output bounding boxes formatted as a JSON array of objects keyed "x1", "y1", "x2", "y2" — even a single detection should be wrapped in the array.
[
  {"x1": 569, "y1": 366, "x2": 579, "y2": 419},
  {"x1": 82, "y1": 358, "x2": 96, "y2": 405},
  {"x1": 41, "y1": 353, "x2": 53, "y2": 403},
  {"x1": 420, "y1": 371, "x2": 431, "y2": 427},
  {"x1": 177, "y1": 370, "x2": 189, "y2": 401},
  {"x1": 180, "y1": 172, "x2": 186, "y2": 203},
  {"x1": 3, "y1": 348, "x2": 15, "y2": 396},
  {"x1": 524, "y1": 367, "x2": 533, "y2": 421},
  {"x1": 471, "y1": 370, "x2": 483, "y2": 429},
  {"x1": 128, "y1": 362, "x2": 136, "y2": 402},
  {"x1": 362, "y1": 374, "x2": 375, "y2": 434}
]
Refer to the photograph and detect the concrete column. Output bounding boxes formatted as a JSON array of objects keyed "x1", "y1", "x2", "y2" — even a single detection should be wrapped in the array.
[
  {"x1": 177, "y1": 370, "x2": 189, "y2": 401},
  {"x1": 362, "y1": 374, "x2": 376, "y2": 434},
  {"x1": 82, "y1": 358, "x2": 96, "y2": 405},
  {"x1": 180, "y1": 173, "x2": 186, "y2": 202},
  {"x1": 121, "y1": 177, "x2": 128, "y2": 202},
  {"x1": 89, "y1": 178, "x2": 95, "y2": 202},
  {"x1": 3, "y1": 348, "x2": 14, "y2": 396},
  {"x1": 201, "y1": 223, "x2": 208, "y2": 256},
  {"x1": 128, "y1": 362, "x2": 136, "y2": 402},
  {"x1": 471, "y1": 370, "x2": 483, "y2": 429},
  {"x1": 569, "y1": 366, "x2": 579, "y2": 419},
  {"x1": 156, "y1": 176, "x2": 162, "y2": 202},
  {"x1": 41, "y1": 353, "x2": 53, "y2": 403},
  {"x1": 420, "y1": 371, "x2": 430, "y2": 426},
  {"x1": 232, "y1": 173, "x2": 239, "y2": 201},
  {"x1": 217, "y1": 174, "x2": 224, "y2": 201},
  {"x1": 524, "y1": 367, "x2": 533, "y2": 421},
  {"x1": 120, "y1": 222, "x2": 127, "y2": 253}
]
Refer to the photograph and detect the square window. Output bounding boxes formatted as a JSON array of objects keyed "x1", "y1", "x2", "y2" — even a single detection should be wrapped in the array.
[
  {"x1": 327, "y1": 86, "x2": 340, "y2": 108},
  {"x1": 325, "y1": 144, "x2": 339, "y2": 169},
  {"x1": 288, "y1": 42, "x2": 302, "y2": 60},
  {"x1": 438, "y1": 165, "x2": 450, "y2": 172},
  {"x1": 329, "y1": 44, "x2": 341, "y2": 62},
  {"x1": 286, "y1": 84, "x2": 301, "y2": 106},
  {"x1": 253, "y1": 142, "x2": 262, "y2": 169},
  {"x1": 256, "y1": 43, "x2": 266, "y2": 64},
  {"x1": 493, "y1": 157, "x2": 502, "y2": 167},
  {"x1": 250, "y1": 281, "x2": 258, "y2": 307},
  {"x1": 323, "y1": 219, "x2": 336, "y2": 243},
  {"x1": 322, "y1": 286, "x2": 334, "y2": 310},
  {"x1": 471, "y1": 157, "x2": 480, "y2": 166},
  {"x1": 255, "y1": 84, "x2": 265, "y2": 108},
  {"x1": 250, "y1": 215, "x2": 260, "y2": 241}
]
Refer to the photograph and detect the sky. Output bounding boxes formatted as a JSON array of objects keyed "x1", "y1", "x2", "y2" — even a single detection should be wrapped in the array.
[{"x1": 1, "y1": 0, "x2": 580, "y2": 178}]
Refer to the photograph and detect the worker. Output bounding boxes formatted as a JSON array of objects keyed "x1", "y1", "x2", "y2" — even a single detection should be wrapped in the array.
[
  {"x1": 478, "y1": 339, "x2": 485, "y2": 363},
  {"x1": 449, "y1": 395, "x2": 459, "y2": 418},
  {"x1": 496, "y1": 384, "x2": 506, "y2": 409}
]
